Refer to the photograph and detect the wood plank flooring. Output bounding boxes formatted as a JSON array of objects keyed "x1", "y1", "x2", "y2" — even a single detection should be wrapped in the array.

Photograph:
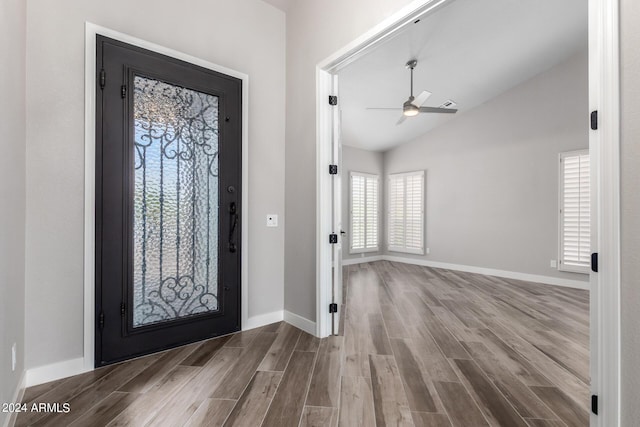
[{"x1": 16, "y1": 261, "x2": 589, "y2": 426}]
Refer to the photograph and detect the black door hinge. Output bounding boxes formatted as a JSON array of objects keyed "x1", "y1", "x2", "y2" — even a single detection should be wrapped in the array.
[
  {"x1": 591, "y1": 394, "x2": 598, "y2": 415},
  {"x1": 329, "y1": 233, "x2": 338, "y2": 244},
  {"x1": 99, "y1": 69, "x2": 106, "y2": 90},
  {"x1": 329, "y1": 303, "x2": 338, "y2": 313},
  {"x1": 591, "y1": 253, "x2": 599, "y2": 273},
  {"x1": 121, "y1": 85, "x2": 127, "y2": 99},
  {"x1": 591, "y1": 110, "x2": 598, "y2": 130},
  {"x1": 329, "y1": 164, "x2": 338, "y2": 175},
  {"x1": 329, "y1": 95, "x2": 338, "y2": 106},
  {"x1": 98, "y1": 311, "x2": 105, "y2": 330},
  {"x1": 121, "y1": 302, "x2": 126, "y2": 316}
]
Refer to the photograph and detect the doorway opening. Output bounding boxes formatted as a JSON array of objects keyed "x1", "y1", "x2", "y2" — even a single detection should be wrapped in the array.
[{"x1": 316, "y1": 0, "x2": 620, "y2": 426}]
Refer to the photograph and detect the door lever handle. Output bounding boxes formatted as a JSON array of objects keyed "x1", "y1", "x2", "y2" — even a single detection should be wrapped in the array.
[{"x1": 229, "y1": 202, "x2": 238, "y2": 253}]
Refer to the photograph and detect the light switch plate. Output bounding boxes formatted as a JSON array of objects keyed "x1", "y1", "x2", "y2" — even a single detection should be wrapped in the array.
[
  {"x1": 550, "y1": 260, "x2": 557, "y2": 268},
  {"x1": 267, "y1": 214, "x2": 278, "y2": 227}
]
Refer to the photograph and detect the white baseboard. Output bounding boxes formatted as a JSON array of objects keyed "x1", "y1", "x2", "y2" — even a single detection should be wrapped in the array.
[
  {"x1": 23, "y1": 310, "x2": 285, "y2": 389},
  {"x1": 244, "y1": 310, "x2": 284, "y2": 331},
  {"x1": 342, "y1": 255, "x2": 383, "y2": 266},
  {"x1": 382, "y1": 256, "x2": 590, "y2": 290},
  {"x1": 25, "y1": 357, "x2": 88, "y2": 388},
  {"x1": 3, "y1": 370, "x2": 26, "y2": 427},
  {"x1": 283, "y1": 310, "x2": 316, "y2": 335}
]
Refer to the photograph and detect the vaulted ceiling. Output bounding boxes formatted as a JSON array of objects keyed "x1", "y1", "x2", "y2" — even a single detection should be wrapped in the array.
[{"x1": 338, "y1": 0, "x2": 587, "y2": 151}]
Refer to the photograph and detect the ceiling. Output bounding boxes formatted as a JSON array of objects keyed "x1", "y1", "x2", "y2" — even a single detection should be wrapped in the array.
[
  {"x1": 338, "y1": 0, "x2": 587, "y2": 152},
  {"x1": 261, "y1": 0, "x2": 293, "y2": 13}
]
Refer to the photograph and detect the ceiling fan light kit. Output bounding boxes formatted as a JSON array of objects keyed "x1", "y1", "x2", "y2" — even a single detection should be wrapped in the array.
[{"x1": 403, "y1": 101, "x2": 420, "y2": 116}]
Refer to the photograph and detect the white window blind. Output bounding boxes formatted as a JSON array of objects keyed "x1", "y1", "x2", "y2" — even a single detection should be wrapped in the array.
[
  {"x1": 559, "y1": 150, "x2": 590, "y2": 274},
  {"x1": 350, "y1": 172, "x2": 379, "y2": 253},
  {"x1": 388, "y1": 171, "x2": 424, "y2": 254}
]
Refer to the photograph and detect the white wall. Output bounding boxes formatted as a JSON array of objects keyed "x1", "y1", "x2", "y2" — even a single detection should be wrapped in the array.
[
  {"x1": 25, "y1": 0, "x2": 286, "y2": 370},
  {"x1": 285, "y1": 0, "x2": 417, "y2": 323},
  {"x1": 341, "y1": 146, "x2": 385, "y2": 262},
  {"x1": 0, "y1": 0, "x2": 26, "y2": 422},
  {"x1": 620, "y1": 0, "x2": 640, "y2": 423},
  {"x1": 382, "y1": 51, "x2": 588, "y2": 283}
]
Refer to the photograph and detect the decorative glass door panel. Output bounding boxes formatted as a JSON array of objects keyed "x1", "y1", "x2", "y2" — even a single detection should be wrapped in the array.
[
  {"x1": 133, "y1": 76, "x2": 220, "y2": 327},
  {"x1": 96, "y1": 36, "x2": 241, "y2": 366}
]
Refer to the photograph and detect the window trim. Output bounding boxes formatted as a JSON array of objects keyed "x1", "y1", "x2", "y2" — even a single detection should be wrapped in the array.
[
  {"x1": 349, "y1": 171, "x2": 379, "y2": 254},
  {"x1": 387, "y1": 170, "x2": 425, "y2": 255},
  {"x1": 558, "y1": 149, "x2": 590, "y2": 274}
]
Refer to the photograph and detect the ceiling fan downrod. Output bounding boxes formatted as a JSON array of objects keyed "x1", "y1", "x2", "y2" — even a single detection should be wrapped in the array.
[
  {"x1": 406, "y1": 59, "x2": 418, "y2": 100},
  {"x1": 404, "y1": 59, "x2": 419, "y2": 116}
]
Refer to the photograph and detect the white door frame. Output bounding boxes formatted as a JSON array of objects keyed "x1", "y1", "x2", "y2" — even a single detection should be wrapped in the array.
[
  {"x1": 84, "y1": 23, "x2": 250, "y2": 372},
  {"x1": 315, "y1": 1, "x2": 621, "y2": 425},
  {"x1": 330, "y1": 74, "x2": 343, "y2": 335},
  {"x1": 589, "y1": 0, "x2": 620, "y2": 424}
]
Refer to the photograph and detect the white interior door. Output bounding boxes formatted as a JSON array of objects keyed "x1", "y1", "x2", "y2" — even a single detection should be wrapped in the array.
[
  {"x1": 589, "y1": 135, "x2": 599, "y2": 426},
  {"x1": 331, "y1": 75, "x2": 343, "y2": 335}
]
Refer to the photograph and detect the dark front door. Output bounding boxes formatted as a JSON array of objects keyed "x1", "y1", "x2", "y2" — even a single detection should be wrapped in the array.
[{"x1": 95, "y1": 36, "x2": 242, "y2": 366}]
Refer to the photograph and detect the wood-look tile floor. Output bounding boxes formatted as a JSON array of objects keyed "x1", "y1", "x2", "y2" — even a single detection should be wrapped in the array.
[{"x1": 16, "y1": 261, "x2": 589, "y2": 427}]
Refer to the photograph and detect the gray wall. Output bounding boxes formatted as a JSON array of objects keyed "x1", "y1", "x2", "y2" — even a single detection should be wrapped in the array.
[
  {"x1": 285, "y1": 0, "x2": 416, "y2": 323},
  {"x1": 0, "y1": 0, "x2": 26, "y2": 422},
  {"x1": 341, "y1": 146, "x2": 385, "y2": 261},
  {"x1": 25, "y1": 0, "x2": 286, "y2": 370},
  {"x1": 382, "y1": 51, "x2": 588, "y2": 283},
  {"x1": 620, "y1": 0, "x2": 640, "y2": 423}
]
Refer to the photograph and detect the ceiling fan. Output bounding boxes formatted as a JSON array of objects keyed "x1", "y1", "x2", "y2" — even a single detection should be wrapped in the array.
[{"x1": 367, "y1": 59, "x2": 458, "y2": 125}]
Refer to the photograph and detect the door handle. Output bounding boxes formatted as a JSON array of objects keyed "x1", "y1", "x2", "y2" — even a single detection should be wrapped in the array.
[{"x1": 229, "y1": 202, "x2": 238, "y2": 253}]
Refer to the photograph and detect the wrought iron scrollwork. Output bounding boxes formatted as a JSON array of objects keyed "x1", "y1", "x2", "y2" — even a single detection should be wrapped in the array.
[{"x1": 132, "y1": 75, "x2": 220, "y2": 327}]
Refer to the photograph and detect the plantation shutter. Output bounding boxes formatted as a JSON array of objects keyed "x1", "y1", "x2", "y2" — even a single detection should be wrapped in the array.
[
  {"x1": 350, "y1": 172, "x2": 379, "y2": 252},
  {"x1": 388, "y1": 171, "x2": 424, "y2": 254},
  {"x1": 559, "y1": 150, "x2": 590, "y2": 273},
  {"x1": 365, "y1": 174, "x2": 378, "y2": 250},
  {"x1": 351, "y1": 174, "x2": 365, "y2": 250}
]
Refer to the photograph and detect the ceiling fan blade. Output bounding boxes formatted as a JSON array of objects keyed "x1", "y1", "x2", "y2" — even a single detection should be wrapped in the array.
[
  {"x1": 413, "y1": 90, "x2": 432, "y2": 107},
  {"x1": 366, "y1": 107, "x2": 402, "y2": 110},
  {"x1": 396, "y1": 114, "x2": 408, "y2": 125},
  {"x1": 418, "y1": 106, "x2": 458, "y2": 114}
]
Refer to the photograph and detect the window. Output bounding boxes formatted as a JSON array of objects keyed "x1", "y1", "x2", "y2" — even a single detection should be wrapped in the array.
[
  {"x1": 559, "y1": 150, "x2": 590, "y2": 273},
  {"x1": 350, "y1": 172, "x2": 379, "y2": 253},
  {"x1": 388, "y1": 171, "x2": 424, "y2": 254}
]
